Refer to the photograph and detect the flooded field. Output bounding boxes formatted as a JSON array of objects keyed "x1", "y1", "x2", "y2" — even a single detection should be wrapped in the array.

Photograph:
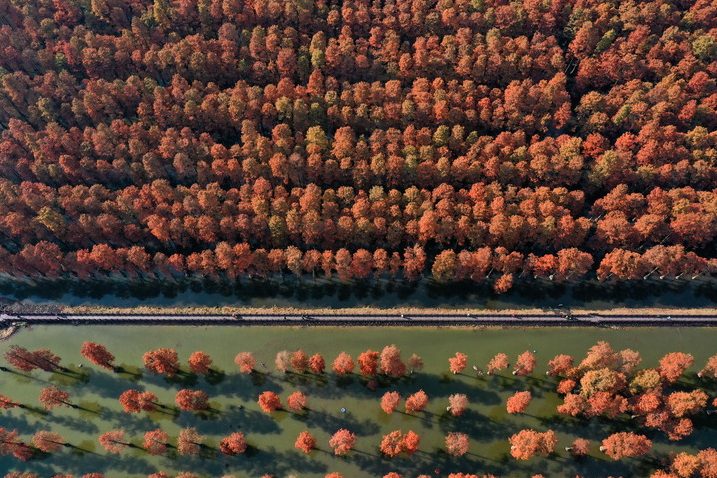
[{"x1": 1, "y1": 325, "x2": 716, "y2": 478}]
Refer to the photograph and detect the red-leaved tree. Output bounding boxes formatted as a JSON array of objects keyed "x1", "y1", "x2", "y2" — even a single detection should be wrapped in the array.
[
  {"x1": 234, "y1": 352, "x2": 255, "y2": 374},
  {"x1": 514, "y1": 351, "x2": 537, "y2": 376},
  {"x1": 177, "y1": 427, "x2": 203, "y2": 456},
  {"x1": 449, "y1": 352, "x2": 468, "y2": 374},
  {"x1": 258, "y1": 391, "x2": 282, "y2": 412},
  {"x1": 381, "y1": 391, "x2": 401, "y2": 414},
  {"x1": 287, "y1": 391, "x2": 307, "y2": 412},
  {"x1": 309, "y1": 353, "x2": 326, "y2": 374},
  {"x1": 80, "y1": 342, "x2": 116, "y2": 371},
  {"x1": 509, "y1": 430, "x2": 557, "y2": 459},
  {"x1": 295, "y1": 431, "x2": 316, "y2": 453},
  {"x1": 332, "y1": 352, "x2": 355, "y2": 376},
  {"x1": 600, "y1": 432, "x2": 652, "y2": 459},
  {"x1": 32, "y1": 431, "x2": 65, "y2": 453},
  {"x1": 380, "y1": 345, "x2": 407, "y2": 378},
  {"x1": 143, "y1": 349, "x2": 180, "y2": 377},
  {"x1": 143, "y1": 428, "x2": 168, "y2": 455},
  {"x1": 405, "y1": 390, "x2": 428, "y2": 413},
  {"x1": 220, "y1": 432, "x2": 247, "y2": 455},
  {"x1": 329, "y1": 429, "x2": 356, "y2": 455},
  {"x1": 507, "y1": 391, "x2": 532, "y2": 414},
  {"x1": 188, "y1": 352, "x2": 212, "y2": 375},
  {"x1": 445, "y1": 432, "x2": 469, "y2": 456},
  {"x1": 98, "y1": 430, "x2": 129, "y2": 454},
  {"x1": 119, "y1": 390, "x2": 158, "y2": 413},
  {"x1": 39, "y1": 386, "x2": 71, "y2": 411},
  {"x1": 175, "y1": 390, "x2": 209, "y2": 411},
  {"x1": 448, "y1": 394, "x2": 468, "y2": 416}
]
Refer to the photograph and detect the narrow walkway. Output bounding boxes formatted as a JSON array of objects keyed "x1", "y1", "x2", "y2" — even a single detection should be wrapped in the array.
[{"x1": 0, "y1": 312, "x2": 709, "y2": 326}]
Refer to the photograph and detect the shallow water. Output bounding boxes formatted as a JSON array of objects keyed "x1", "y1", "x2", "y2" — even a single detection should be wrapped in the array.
[{"x1": 0, "y1": 326, "x2": 716, "y2": 478}]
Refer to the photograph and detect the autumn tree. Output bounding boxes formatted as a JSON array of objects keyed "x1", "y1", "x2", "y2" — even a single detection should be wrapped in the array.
[
  {"x1": 295, "y1": 431, "x2": 317, "y2": 453},
  {"x1": 32, "y1": 431, "x2": 65, "y2": 453},
  {"x1": 119, "y1": 390, "x2": 158, "y2": 413},
  {"x1": 98, "y1": 430, "x2": 129, "y2": 454},
  {"x1": 380, "y1": 430, "x2": 404, "y2": 457},
  {"x1": 547, "y1": 355, "x2": 574, "y2": 377},
  {"x1": 177, "y1": 427, "x2": 203, "y2": 456},
  {"x1": 380, "y1": 345, "x2": 407, "y2": 377},
  {"x1": 175, "y1": 390, "x2": 209, "y2": 411},
  {"x1": 234, "y1": 352, "x2": 255, "y2": 374},
  {"x1": 402, "y1": 430, "x2": 420, "y2": 454},
  {"x1": 445, "y1": 432, "x2": 469, "y2": 456},
  {"x1": 381, "y1": 391, "x2": 401, "y2": 414},
  {"x1": 188, "y1": 352, "x2": 212, "y2": 375},
  {"x1": 309, "y1": 353, "x2": 326, "y2": 374},
  {"x1": 698, "y1": 355, "x2": 717, "y2": 379},
  {"x1": 143, "y1": 428, "x2": 168, "y2": 455},
  {"x1": 332, "y1": 352, "x2": 355, "y2": 376},
  {"x1": 600, "y1": 432, "x2": 652, "y2": 459},
  {"x1": 39, "y1": 386, "x2": 71, "y2": 411},
  {"x1": 275, "y1": 350, "x2": 292, "y2": 373},
  {"x1": 258, "y1": 391, "x2": 282, "y2": 412},
  {"x1": 358, "y1": 350, "x2": 380, "y2": 376},
  {"x1": 507, "y1": 391, "x2": 532, "y2": 414},
  {"x1": 329, "y1": 429, "x2": 356, "y2": 455},
  {"x1": 291, "y1": 350, "x2": 309, "y2": 373},
  {"x1": 220, "y1": 433, "x2": 247, "y2": 455},
  {"x1": 659, "y1": 353, "x2": 695, "y2": 383},
  {"x1": 448, "y1": 394, "x2": 468, "y2": 416},
  {"x1": 408, "y1": 354, "x2": 424, "y2": 372},
  {"x1": 488, "y1": 353, "x2": 510, "y2": 374},
  {"x1": 509, "y1": 430, "x2": 557, "y2": 459},
  {"x1": 405, "y1": 390, "x2": 428, "y2": 413},
  {"x1": 287, "y1": 391, "x2": 307, "y2": 412},
  {"x1": 80, "y1": 342, "x2": 116, "y2": 371},
  {"x1": 449, "y1": 352, "x2": 468, "y2": 374},
  {"x1": 568, "y1": 438, "x2": 591, "y2": 456},
  {"x1": 143, "y1": 349, "x2": 180, "y2": 377},
  {"x1": 514, "y1": 351, "x2": 537, "y2": 376}
]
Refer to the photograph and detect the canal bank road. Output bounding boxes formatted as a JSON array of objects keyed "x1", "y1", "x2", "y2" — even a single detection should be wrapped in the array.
[{"x1": 1, "y1": 312, "x2": 715, "y2": 326}]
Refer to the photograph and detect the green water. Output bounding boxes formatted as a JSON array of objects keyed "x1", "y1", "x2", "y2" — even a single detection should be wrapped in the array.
[{"x1": 1, "y1": 326, "x2": 716, "y2": 478}]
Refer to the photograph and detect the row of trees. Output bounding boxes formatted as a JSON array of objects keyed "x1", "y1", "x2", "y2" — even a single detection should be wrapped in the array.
[
  {"x1": 0, "y1": 423, "x2": 660, "y2": 463},
  {"x1": 4, "y1": 241, "x2": 716, "y2": 292},
  {"x1": 8, "y1": 341, "x2": 717, "y2": 383}
]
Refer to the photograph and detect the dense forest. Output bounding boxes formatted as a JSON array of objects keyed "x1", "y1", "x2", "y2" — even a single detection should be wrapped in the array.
[{"x1": 0, "y1": 0, "x2": 716, "y2": 291}]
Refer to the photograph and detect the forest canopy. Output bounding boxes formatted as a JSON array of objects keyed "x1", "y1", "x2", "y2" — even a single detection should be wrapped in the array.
[{"x1": 0, "y1": 0, "x2": 716, "y2": 291}]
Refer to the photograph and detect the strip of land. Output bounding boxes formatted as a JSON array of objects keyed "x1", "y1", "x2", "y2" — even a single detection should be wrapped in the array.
[{"x1": 0, "y1": 310, "x2": 715, "y2": 327}]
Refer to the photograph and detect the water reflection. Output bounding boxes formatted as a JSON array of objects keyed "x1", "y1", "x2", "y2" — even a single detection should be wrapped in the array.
[{"x1": 3, "y1": 275, "x2": 717, "y2": 309}]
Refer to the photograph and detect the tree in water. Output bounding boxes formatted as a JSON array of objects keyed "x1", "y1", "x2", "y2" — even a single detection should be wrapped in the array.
[
  {"x1": 175, "y1": 390, "x2": 209, "y2": 411},
  {"x1": 509, "y1": 430, "x2": 557, "y2": 459},
  {"x1": 234, "y1": 352, "x2": 255, "y2": 374},
  {"x1": 449, "y1": 352, "x2": 468, "y2": 374},
  {"x1": 98, "y1": 430, "x2": 129, "y2": 454},
  {"x1": 445, "y1": 432, "x2": 469, "y2": 456},
  {"x1": 405, "y1": 390, "x2": 428, "y2": 413},
  {"x1": 220, "y1": 433, "x2": 247, "y2": 455},
  {"x1": 39, "y1": 386, "x2": 71, "y2": 411},
  {"x1": 487, "y1": 353, "x2": 510, "y2": 374},
  {"x1": 507, "y1": 391, "x2": 532, "y2": 414},
  {"x1": 380, "y1": 345, "x2": 407, "y2": 377},
  {"x1": 287, "y1": 391, "x2": 307, "y2": 412},
  {"x1": 32, "y1": 431, "x2": 65, "y2": 453},
  {"x1": 177, "y1": 427, "x2": 203, "y2": 456},
  {"x1": 257, "y1": 391, "x2": 282, "y2": 412},
  {"x1": 600, "y1": 432, "x2": 652, "y2": 460},
  {"x1": 448, "y1": 394, "x2": 468, "y2": 416},
  {"x1": 329, "y1": 429, "x2": 356, "y2": 455},
  {"x1": 332, "y1": 352, "x2": 355, "y2": 376},
  {"x1": 143, "y1": 349, "x2": 180, "y2": 377},
  {"x1": 188, "y1": 352, "x2": 212, "y2": 375},
  {"x1": 143, "y1": 428, "x2": 168, "y2": 455},
  {"x1": 295, "y1": 431, "x2": 316, "y2": 453},
  {"x1": 381, "y1": 391, "x2": 401, "y2": 414},
  {"x1": 513, "y1": 351, "x2": 537, "y2": 376},
  {"x1": 80, "y1": 342, "x2": 116, "y2": 371},
  {"x1": 119, "y1": 390, "x2": 158, "y2": 413}
]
